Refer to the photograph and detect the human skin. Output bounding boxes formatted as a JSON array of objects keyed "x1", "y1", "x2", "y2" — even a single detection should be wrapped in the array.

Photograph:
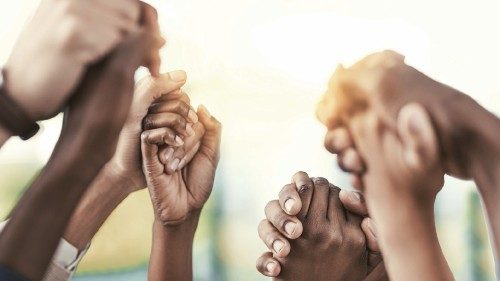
[
  {"x1": 3, "y1": 1, "x2": 163, "y2": 122},
  {"x1": 256, "y1": 172, "x2": 388, "y2": 281},
  {"x1": 347, "y1": 107, "x2": 453, "y2": 281},
  {"x1": 64, "y1": 72, "x2": 202, "y2": 250},
  {"x1": 142, "y1": 104, "x2": 221, "y2": 281},
  {"x1": 0, "y1": 125, "x2": 11, "y2": 148},
  {"x1": 316, "y1": 51, "x2": 500, "y2": 264},
  {"x1": 0, "y1": 31, "x2": 154, "y2": 280}
]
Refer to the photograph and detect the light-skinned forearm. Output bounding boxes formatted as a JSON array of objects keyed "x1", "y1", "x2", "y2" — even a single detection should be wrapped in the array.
[
  {"x1": 148, "y1": 213, "x2": 199, "y2": 281},
  {"x1": 368, "y1": 194, "x2": 453, "y2": 281},
  {"x1": 64, "y1": 163, "x2": 133, "y2": 250}
]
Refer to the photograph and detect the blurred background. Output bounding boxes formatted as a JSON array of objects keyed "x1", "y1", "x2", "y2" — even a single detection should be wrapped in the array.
[{"x1": 0, "y1": 0, "x2": 498, "y2": 280}]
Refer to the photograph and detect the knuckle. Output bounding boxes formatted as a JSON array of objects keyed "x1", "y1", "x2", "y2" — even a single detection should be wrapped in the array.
[
  {"x1": 278, "y1": 183, "x2": 294, "y2": 198},
  {"x1": 264, "y1": 200, "x2": 278, "y2": 214},
  {"x1": 256, "y1": 257, "x2": 267, "y2": 272},
  {"x1": 344, "y1": 230, "x2": 366, "y2": 249},
  {"x1": 175, "y1": 100, "x2": 189, "y2": 114},
  {"x1": 313, "y1": 177, "x2": 330, "y2": 186},
  {"x1": 129, "y1": 0, "x2": 142, "y2": 21},
  {"x1": 143, "y1": 115, "x2": 155, "y2": 129},
  {"x1": 174, "y1": 117, "x2": 187, "y2": 129},
  {"x1": 328, "y1": 231, "x2": 344, "y2": 247},
  {"x1": 165, "y1": 129, "x2": 175, "y2": 141},
  {"x1": 58, "y1": 17, "x2": 80, "y2": 49},
  {"x1": 258, "y1": 219, "x2": 268, "y2": 233},
  {"x1": 293, "y1": 171, "x2": 308, "y2": 178},
  {"x1": 297, "y1": 181, "x2": 313, "y2": 194}
]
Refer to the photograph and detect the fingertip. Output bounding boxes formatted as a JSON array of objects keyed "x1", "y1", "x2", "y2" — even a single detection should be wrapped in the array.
[
  {"x1": 283, "y1": 197, "x2": 301, "y2": 216},
  {"x1": 197, "y1": 104, "x2": 211, "y2": 119},
  {"x1": 341, "y1": 148, "x2": 364, "y2": 173},
  {"x1": 397, "y1": 103, "x2": 438, "y2": 169},
  {"x1": 256, "y1": 253, "x2": 281, "y2": 277},
  {"x1": 339, "y1": 189, "x2": 368, "y2": 216},
  {"x1": 265, "y1": 260, "x2": 281, "y2": 277},
  {"x1": 350, "y1": 174, "x2": 363, "y2": 190},
  {"x1": 362, "y1": 217, "x2": 380, "y2": 252}
]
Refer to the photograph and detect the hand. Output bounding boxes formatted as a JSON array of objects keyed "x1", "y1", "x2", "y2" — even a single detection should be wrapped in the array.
[
  {"x1": 107, "y1": 71, "x2": 188, "y2": 192},
  {"x1": 316, "y1": 50, "x2": 475, "y2": 180},
  {"x1": 256, "y1": 173, "x2": 380, "y2": 281},
  {"x1": 347, "y1": 109, "x2": 452, "y2": 281},
  {"x1": 63, "y1": 29, "x2": 154, "y2": 165},
  {"x1": 349, "y1": 107, "x2": 444, "y2": 204},
  {"x1": 0, "y1": 29, "x2": 154, "y2": 281},
  {"x1": 144, "y1": 90, "x2": 201, "y2": 175},
  {"x1": 4, "y1": 0, "x2": 164, "y2": 120},
  {"x1": 142, "y1": 105, "x2": 221, "y2": 225},
  {"x1": 256, "y1": 172, "x2": 387, "y2": 280}
]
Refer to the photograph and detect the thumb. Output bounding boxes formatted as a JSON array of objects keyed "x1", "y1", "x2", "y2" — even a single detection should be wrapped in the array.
[
  {"x1": 133, "y1": 70, "x2": 187, "y2": 111},
  {"x1": 196, "y1": 105, "x2": 222, "y2": 165},
  {"x1": 141, "y1": 131, "x2": 164, "y2": 177},
  {"x1": 338, "y1": 189, "x2": 368, "y2": 216},
  {"x1": 397, "y1": 103, "x2": 439, "y2": 172}
]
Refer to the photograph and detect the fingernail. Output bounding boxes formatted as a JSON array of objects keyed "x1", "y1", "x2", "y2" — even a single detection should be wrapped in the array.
[
  {"x1": 198, "y1": 104, "x2": 211, "y2": 118},
  {"x1": 266, "y1": 262, "x2": 276, "y2": 273},
  {"x1": 178, "y1": 158, "x2": 186, "y2": 169},
  {"x1": 175, "y1": 135, "x2": 184, "y2": 146},
  {"x1": 169, "y1": 70, "x2": 187, "y2": 82},
  {"x1": 169, "y1": 158, "x2": 180, "y2": 171},
  {"x1": 284, "y1": 198, "x2": 295, "y2": 213},
  {"x1": 272, "y1": 240, "x2": 285, "y2": 253},
  {"x1": 284, "y1": 221, "x2": 296, "y2": 236},
  {"x1": 349, "y1": 191, "x2": 361, "y2": 202},
  {"x1": 186, "y1": 124, "x2": 195, "y2": 136},
  {"x1": 164, "y1": 148, "x2": 174, "y2": 161},
  {"x1": 188, "y1": 110, "x2": 199, "y2": 123}
]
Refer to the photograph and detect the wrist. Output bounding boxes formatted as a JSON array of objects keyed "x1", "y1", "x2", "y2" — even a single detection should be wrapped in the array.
[
  {"x1": 98, "y1": 163, "x2": 133, "y2": 201},
  {"x1": 156, "y1": 211, "x2": 200, "y2": 235},
  {"x1": 102, "y1": 161, "x2": 140, "y2": 196},
  {"x1": 64, "y1": 164, "x2": 132, "y2": 250},
  {"x1": 0, "y1": 123, "x2": 12, "y2": 147}
]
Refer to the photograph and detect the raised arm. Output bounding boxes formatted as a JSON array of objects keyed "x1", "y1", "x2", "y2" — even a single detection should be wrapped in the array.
[
  {"x1": 141, "y1": 102, "x2": 221, "y2": 281},
  {"x1": 64, "y1": 71, "x2": 187, "y2": 250},
  {"x1": 0, "y1": 31, "x2": 154, "y2": 280}
]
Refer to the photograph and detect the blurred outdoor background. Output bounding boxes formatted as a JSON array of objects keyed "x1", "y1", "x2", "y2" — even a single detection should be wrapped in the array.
[{"x1": 0, "y1": 0, "x2": 498, "y2": 280}]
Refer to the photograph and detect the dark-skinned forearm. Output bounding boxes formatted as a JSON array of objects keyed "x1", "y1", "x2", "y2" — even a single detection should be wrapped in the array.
[
  {"x1": 0, "y1": 148, "x2": 105, "y2": 280},
  {"x1": 467, "y1": 110, "x2": 500, "y2": 262},
  {"x1": 148, "y1": 212, "x2": 200, "y2": 281},
  {"x1": 63, "y1": 163, "x2": 132, "y2": 250},
  {"x1": 0, "y1": 124, "x2": 12, "y2": 149}
]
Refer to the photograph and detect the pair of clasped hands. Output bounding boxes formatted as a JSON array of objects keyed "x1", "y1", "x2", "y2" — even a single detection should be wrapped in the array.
[
  {"x1": 6, "y1": 0, "x2": 219, "y2": 221},
  {"x1": 0, "y1": 1, "x2": 220, "y2": 280}
]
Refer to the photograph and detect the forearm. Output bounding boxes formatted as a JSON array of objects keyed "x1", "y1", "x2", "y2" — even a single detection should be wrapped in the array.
[
  {"x1": 0, "y1": 153, "x2": 103, "y2": 280},
  {"x1": 64, "y1": 164, "x2": 132, "y2": 250},
  {"x1": 369, "y1": 195, "x2": 453, "y2": 281},
  {"x1": 0, "y1": 124, "x2": 12, "y2": 148},
  {"x1": 148, "y1": 213, "x2": 199, "y2": 281},
  {"x1": 474, "y1": 168, "x2": 500, "y2": 265},
  {"x1": 468, "y1": 111, "x2": 500, "y2": 261}
]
